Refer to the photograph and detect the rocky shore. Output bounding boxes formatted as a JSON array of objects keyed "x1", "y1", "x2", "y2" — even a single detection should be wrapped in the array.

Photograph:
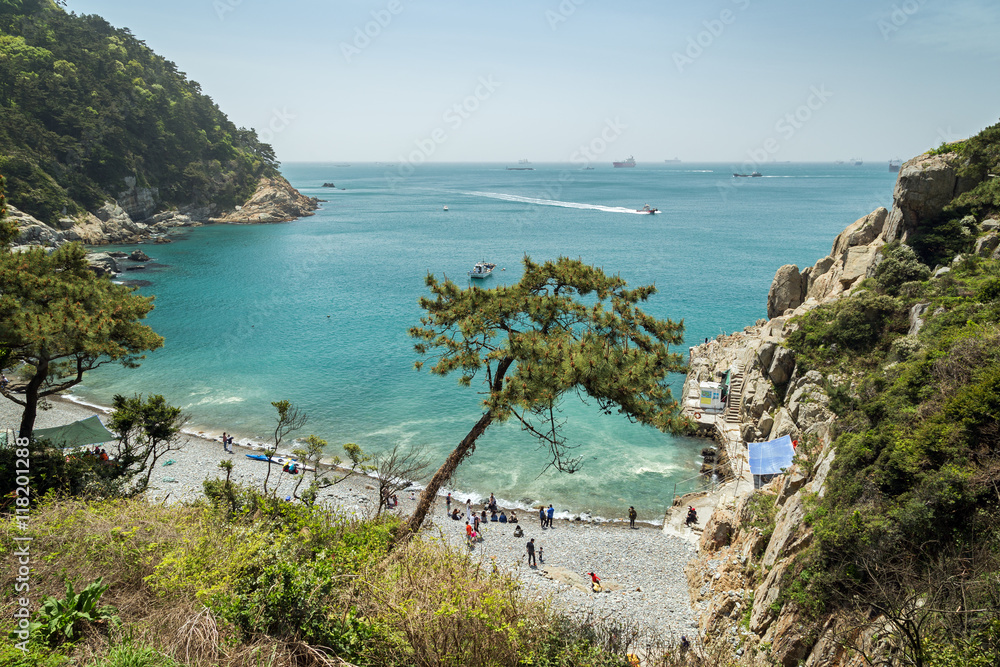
[
  {"x1": 1, "y1": 394, "x2": 697, "y2": 641},
  {"x1": 678, "y1": 150, "x2": 1000, "y2": 665},
  {"x1": 8, "y1": 174, "x2": 319, "y2": 254}
]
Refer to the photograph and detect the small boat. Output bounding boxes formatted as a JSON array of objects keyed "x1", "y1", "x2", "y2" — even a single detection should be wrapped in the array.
[
  {"x1": 733, "y1": 172, "x2": 762, "y2": 178},
  {"x1": 468, "y1": 261, "x2": 496, "y2": 279},
  {"x1": 751, "y1": 171, "x2": 762, "y2": 177},
  {"x1": 506, "y1": 167, "x2": 534, "y2": 171},
  {"x1": 613, "y1": 156, "x2": 636, "y2": 168},
  {"x1": 637, "y1": 204, "x2": 659, "y2": 214},
  {"x1": 443, "y1": 205, "x2": 449, "y2": 211}
]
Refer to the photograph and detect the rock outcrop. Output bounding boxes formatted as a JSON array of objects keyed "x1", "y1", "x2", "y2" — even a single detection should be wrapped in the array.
[
  {"x1": 210, "y1": 176, "x2": 319, "y2": 224},
  {"x1": 681, "y1": 148, "x2": 996, "y2": 666},
  {"x1": 6, "y1": 174, "x2": 319, "y2": 254},
  {"x1": 883, "y1": 152, "x2": 972, "y2": 244}
]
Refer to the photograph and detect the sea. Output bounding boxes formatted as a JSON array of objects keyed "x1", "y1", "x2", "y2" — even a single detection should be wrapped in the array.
[{"x1": 72, "y1": 161, "x2": 896, "y2": 521}]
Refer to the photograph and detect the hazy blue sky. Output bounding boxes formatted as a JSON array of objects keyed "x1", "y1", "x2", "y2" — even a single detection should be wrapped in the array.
[{"x1": 69, "y1": 0, "x2": 1000, "y2": 164}]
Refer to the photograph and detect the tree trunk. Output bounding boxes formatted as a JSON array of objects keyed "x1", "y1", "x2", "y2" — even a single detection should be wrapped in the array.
[
  {"x1": 393, "y1": 411, "x2": 494, "y2": 546},
  {"x1": 18, "y1": 358, "x2": 47, "y2": 440}
]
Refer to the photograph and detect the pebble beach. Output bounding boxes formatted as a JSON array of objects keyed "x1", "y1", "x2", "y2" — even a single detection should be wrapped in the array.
[{"x1": 3, "y1": 395, "x2": 699, "y2": 640}]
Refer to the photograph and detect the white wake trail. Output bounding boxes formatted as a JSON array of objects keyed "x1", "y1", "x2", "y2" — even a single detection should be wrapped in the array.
[{"x1": 465, "y1": 191, "x2": 653, "y2": 214}]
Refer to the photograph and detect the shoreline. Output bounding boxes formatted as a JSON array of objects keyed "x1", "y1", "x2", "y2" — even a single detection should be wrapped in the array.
[
  {"x1": 2, "y1": 393, "x2": 699, "y2": 638},
  {"x1": 14, "y1": 392, "x2": 697, "y2": 528}
]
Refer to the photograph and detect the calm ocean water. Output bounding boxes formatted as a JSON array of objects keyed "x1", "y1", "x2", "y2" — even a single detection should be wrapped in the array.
[{"x1": 74, "y1": 162, "x2": 895, "y2": 519}]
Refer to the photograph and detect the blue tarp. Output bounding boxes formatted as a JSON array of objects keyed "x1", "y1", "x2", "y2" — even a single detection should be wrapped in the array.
[{"x1": 749, "y1": 434, "x2": 795, "y2": 476}]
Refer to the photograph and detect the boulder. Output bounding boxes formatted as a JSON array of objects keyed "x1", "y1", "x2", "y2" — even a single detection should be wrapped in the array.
[
  {"x1": 767, "y1": 265, "x2": 804, "y2": 318},
  {"x1": 982, "y1": 218, "x2": 1000, "y2": 231},
  {"x1": 770, "y1": 407, "x2": 800, "y2": 441},
  {"x1": 6, "y1": 205, "x2": 64, "y2": 247},
  {"x1": 767, "y1": 347, "x2": 796, "y2": 385},
  {"x1": 757, "y1": 411, "x2": 774, "y2": 439},
  {"x1": 87, "y1": 252, "x2": 120, "y2": 276},
  {"x1": 757, "y1": 342, "x2": 776, "y2": 371},
  {"x1": 750, "y1": 558, "x2": 788, "y2": 634},
  {"x1": 884, "y1": 153, "x2": 970, "y2": 243},
  {"x1": 699, "y1": 508, "x2": 734, "y2": 551},
  {"x1": 768, "y1": 604, "x2": 815, "y2": 667},
  {"x1": 839, "y1": 245, "x2": 880, "y2": 287},
  {"x1": 831, "y1": 207, "x2": 888, "y2": 259},
  {"x1": 908, "y1": 302, "x2": 931, "y2": 336},
  {"x1": 974, "y1": 231, "x2": 1000, "y2": 258},
  {"x1": 763, "y1": 492, "x2": 810, "y2": 569},
  {"x1": 129, "y1": 249, "x2": 151, "y2": 262},
  {"x1": 747, "y1": 378, "x2": 777, "y2": 420}
]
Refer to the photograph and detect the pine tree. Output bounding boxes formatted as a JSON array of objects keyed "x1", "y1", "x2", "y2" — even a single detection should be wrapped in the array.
[
  {"x1": 398, "y1": 256, "x2": 687, "y2": 542},
  {"x1": 0, "y1": 216, "x2": 164, "y2": 437}
]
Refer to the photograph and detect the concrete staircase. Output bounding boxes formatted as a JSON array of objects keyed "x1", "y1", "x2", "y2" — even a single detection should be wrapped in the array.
[{"x1": 723, "y1": 369, "x2": 745, "y2": 425}]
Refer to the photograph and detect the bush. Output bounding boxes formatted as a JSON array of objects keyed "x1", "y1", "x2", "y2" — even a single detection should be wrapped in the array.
[{"x1": 874, "y1": 243, "x2": 931, "y2": 296}]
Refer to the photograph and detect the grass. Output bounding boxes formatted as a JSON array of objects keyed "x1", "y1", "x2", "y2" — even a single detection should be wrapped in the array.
[{"x1": 1, "y1": 490, "x2": 689, "y2": 667}]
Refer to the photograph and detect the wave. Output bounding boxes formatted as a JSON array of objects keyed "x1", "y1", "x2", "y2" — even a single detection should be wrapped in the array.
[{"x1": 464, "y1": 191, "x2": 655, "y2": 215}]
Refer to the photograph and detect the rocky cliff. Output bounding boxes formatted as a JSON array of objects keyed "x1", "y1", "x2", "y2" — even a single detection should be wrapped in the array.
[
  {"x1": 680, "y1": 150, "x2": 998, "y2": 666},
  {"x1": 8, "y1": 174, "x2": 319, "y2": 261}
]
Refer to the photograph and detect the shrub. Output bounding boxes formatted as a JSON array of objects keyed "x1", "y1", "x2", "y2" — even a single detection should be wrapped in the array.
[
  {"x1": 874, "y1": 243, "x2": 930, "y2": 296},
  {"x1": 88, "y1": 643, "x2": 181, "y2": 667}
]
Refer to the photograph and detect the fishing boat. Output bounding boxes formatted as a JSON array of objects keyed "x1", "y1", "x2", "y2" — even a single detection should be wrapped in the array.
[
  {"x1": 613, "y1": 156, "x2": 636, "y2": 168},
  {"x1": 468, "y1": 261, "x2": 496, "y2": 279},
  {"x1": 637, "y1": 204, "x2": 659, "y2": 214}
]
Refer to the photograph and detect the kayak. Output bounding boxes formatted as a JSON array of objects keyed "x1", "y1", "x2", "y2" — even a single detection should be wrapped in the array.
[{"x1": 244, "y1": 454, "x2": 315, "y2": 472}]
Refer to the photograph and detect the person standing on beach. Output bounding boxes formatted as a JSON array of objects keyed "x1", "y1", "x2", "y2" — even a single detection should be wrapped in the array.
[
  {"x1": 539, "y1": 506, "x2": 546, "y2": 528},
  {"x1": 467, "y1": 498, "x2": 473, "y2": 519},
  {"x1": 222, "y1": 432, "x2": 228, "y2": 452},
  {"x1": 526, "y1": 538, "x2": 536, "y2": 567},
  {"x1": 628, "y1": 506, "x2": 637, "y2": 529},
  {"x1": 546, "y1": 504, "x2": 554, "y2": 528},
  {"x1": 446, "y1": 492, "x2": 452, "y2": 511}
]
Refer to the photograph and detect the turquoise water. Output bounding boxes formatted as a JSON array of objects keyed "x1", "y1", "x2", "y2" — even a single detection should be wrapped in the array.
[{"x1": 75, "y1": 162, "x2": 895, "y2": 518}]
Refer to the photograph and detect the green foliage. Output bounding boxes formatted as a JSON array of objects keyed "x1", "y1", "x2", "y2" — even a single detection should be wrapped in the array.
[
  {"x1": 0, "y1": 4, "x2": 277, "y2": 223},
  {"x1": 87, "y1": 643, "x2": 181, "y2": 667},
  {"x1": 873, "y1": 242, "x2": 931, "y2": 296},
  {"x1": 412, "y1": 255, "x2": 687, "y2": 471},
  {"x1": 0, "y1": 242, "x2": 163, "y2": 437},
  {"x1": 946, "y1": 119, "x2": 1000, "y2": 220},
  {"x1": 22, "y1": 578, "x2": 117, "y2": 646},
  {"x1": 106, "y1": 393, "x2": 185, "y2": 491}
]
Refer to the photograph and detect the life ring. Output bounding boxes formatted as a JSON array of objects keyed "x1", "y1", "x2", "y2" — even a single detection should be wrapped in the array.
[{"x1": 693, "y1": 411, "x2": 702, "y2": 419}]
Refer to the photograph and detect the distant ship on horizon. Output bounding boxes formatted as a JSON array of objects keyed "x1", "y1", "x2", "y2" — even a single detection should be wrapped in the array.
[
  {"x1": 664, "y1": 157, "x2": 681, "y2": 163},
  {"x1": 613, "y1": 156, "x2": 636, "y2": 168},
  {"x1": 889, "y1": 158, "x2": 902, "y2": 172}
]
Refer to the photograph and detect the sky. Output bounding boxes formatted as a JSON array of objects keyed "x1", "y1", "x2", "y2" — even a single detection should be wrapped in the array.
[{"x1": 66, "y1": 0, "x2": 1000, "y2": 164}]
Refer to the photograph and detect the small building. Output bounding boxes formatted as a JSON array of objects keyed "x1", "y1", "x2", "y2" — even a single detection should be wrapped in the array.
[{"x1": 698, "y1": 381, "x2": 725, "y2": 413}]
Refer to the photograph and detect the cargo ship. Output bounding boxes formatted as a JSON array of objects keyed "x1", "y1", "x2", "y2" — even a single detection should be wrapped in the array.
[{"x1": 613, "y1": 156, "x2": 636, "y2": 168}]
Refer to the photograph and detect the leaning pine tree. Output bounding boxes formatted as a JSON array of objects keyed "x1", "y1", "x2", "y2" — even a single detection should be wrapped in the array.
[{"x1": 399, "y1": 256, "x2": 688, "y2": 543}]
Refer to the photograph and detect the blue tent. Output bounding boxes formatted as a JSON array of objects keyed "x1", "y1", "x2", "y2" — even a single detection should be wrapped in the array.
[{"x1": 749, "y1": 434, "x2": 796, "y2": 488}]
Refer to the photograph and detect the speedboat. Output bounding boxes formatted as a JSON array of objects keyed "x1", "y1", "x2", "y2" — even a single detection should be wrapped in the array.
[
  {"x1": 468, "y1": 261, "x2": 496, "y2": 279},
  {"x1": 443, "y1": 205, "x2": 449, "y2": 211},
  {"x1": 637, "y1": 204, "x2": 659, "y2": 214}
]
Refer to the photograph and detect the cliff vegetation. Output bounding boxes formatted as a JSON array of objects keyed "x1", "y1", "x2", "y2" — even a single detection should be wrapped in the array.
[{"x1": 0, "y1": 0, "x2": 279, "y2": 225}]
